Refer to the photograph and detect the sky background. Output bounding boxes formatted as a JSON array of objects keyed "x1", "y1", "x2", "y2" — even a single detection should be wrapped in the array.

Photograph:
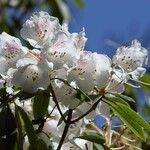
[
  {"x1": 66, "y1": 0, "x2": 150, "y2": 68},
  {"x1": 66, "y1": 0, "x2": 150, "y2": 122}
]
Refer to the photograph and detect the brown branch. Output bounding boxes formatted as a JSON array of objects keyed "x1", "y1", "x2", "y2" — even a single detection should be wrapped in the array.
[
  {"x1": 57, "y1": 109, "x2": 73, "y2": 150},
  {"x1": 49, "y1": 83, "x2": 67, "y2": 123}
]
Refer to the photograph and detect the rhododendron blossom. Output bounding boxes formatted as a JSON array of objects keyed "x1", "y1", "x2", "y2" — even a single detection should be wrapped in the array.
[{"x1": 0, "y1": 11, "x2": 149, "y2": 150}]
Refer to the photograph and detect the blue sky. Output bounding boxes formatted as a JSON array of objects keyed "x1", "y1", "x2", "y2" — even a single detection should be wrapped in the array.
[{"x1": 67, "y1": 0, "x2": 150, "y2": 65}]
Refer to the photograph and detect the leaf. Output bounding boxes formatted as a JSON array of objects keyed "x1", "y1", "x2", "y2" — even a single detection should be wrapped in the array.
[
  {"x1": 57, "y1": 110, "x2": 69, "y2": 126},
  {"x1": 16, "y1": 106, "x2": 38, "y2": 150},
  {"x1": 74, "y1": 0, "x2": 85, "y2": 8},
  {"x1": 111, "y1": 93, "x2": 135, "y2": 103},
  {"x1": 76, "y1": 89, "x2": 100, "y2": 103},
  {"x1": 36, "y1": 139, "x2": 48, "y2": 150},
  {"x1": 93, "y1": 143, "x2": 105, "y2": 150},
  {"x1": 15, "y1": 106, "x2": 23, "y2": 150},
  {"x1": 105, "y1": 95, "x2": 130, "y2": 107},
  {"x1": 139, "y1": 74, "x2": 150, "y2": 92},
  {"x1": 77, "y1": 131, "x2": 105, "y2": 144},
  {"x1": 143, "y1": 105, "x2": 150, "y2": 116},
  {"x1": 0, "y1": 107, "x2": 17, "y2": 150},
  {"x1": 33, "y1": 90, "x2": 50, "y2": 120},
  {"x1": 107, "y1": 101, "x2": 150, "y2": 140},
  {"x1": 17, "y1": 91, "x2": 35, "y2": 101}
]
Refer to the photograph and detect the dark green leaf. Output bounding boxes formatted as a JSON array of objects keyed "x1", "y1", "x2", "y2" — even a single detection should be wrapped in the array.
[
  {"x1": 0, "y1": 107, "x2": 17, "y2": 150},
  {"x1": 17, "y1": 91, "x2": 34, "y2": 101},
  {"x1": 36, "y1": 139, "x2": 48, "y2": 150},
  {"x1": 33, "y1": 90, "x2": 50, "y2": 120},
  {"x1": 17, "y1": 106, "x2": 38, "y2": 150},
  {"x1": 77, "y1": 131, "x2": 105, "y2": 144},
  {"x1": 57, "y1": 110, "x2": 69, "y2": 126},
  {"x1": 76, "y1": 89, "x2": 100, "y2": 103},
  {"x1": 93, "y1": 143, "x2": 105, "y2": 150},
  {"x1": 15, "y1": 106, "x2": 23, "y2": 150}
]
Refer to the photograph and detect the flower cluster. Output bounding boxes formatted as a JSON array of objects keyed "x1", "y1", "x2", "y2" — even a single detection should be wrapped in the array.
[{"x1": 0, "y1": 11, "x2": 148, "y2": 150}]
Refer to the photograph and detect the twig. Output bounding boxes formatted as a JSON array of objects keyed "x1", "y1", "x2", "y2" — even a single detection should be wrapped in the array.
[
  {"x1": 49, "y1": 83, "x2": 67, "y2": 123},
  {"x1": 71, "y1": 96, "x2": 103, "y2": 124},
  {"x1": 57, "y1": 109, "x2": 73, "y2": 150}
]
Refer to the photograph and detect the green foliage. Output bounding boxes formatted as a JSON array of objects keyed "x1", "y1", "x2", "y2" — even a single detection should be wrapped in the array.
[
  {"x1": 57, "y1": 110, "x2": 69, "y2": 126},
  {"x1": 16, "y1": 106, "x2": 38, "y2": 150},
  {"x1": 15, "y1": 106, "x2": 23, "y2": 150},
  {"x1": 105, "y1": 95, "x2": 130, "y2": 107},
  {"x1": 105, "y1": 98, "x2": 150, "y2": 140},
  {"x1": 36, "y1": 139, "x2": 49, "y2": 150},
  {"x1": 17, "y1": 91, "x2": 35, "y2": 101},
  {"x1": 111, "y1": 93, "x2": 135, "y2": 103},
  {"x1": 33, "y1": 90, "x2": 50, "y2": 120},
  {"x1": 77, "y1": 130, "x2": 105, "y2": 145},
  {"x1": 139, "y1": 74, "x2": 150, "y2": 92},
  {"x1": 0, "y1": 107, "x2": 17, "y2": 150},
  {"x1": 93, "y1": 143, "x2": 105, "y2": 150}
]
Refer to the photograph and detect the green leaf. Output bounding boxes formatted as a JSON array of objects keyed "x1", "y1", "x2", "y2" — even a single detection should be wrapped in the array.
[
  {"x1": 139, "y1": 74, "x2": 150, "y2": 92},
  {"x1": 76, "y1": 89, "x2": 100, "y2": 103},
  {"x1": 17, "y1": 91, "x2": 35, "y2": 101},
  {"x1": 143, "y1": 105, "x2": 150, "y2": 116},
  {"x1": 0, "y1": 107, "x2": 17, "y2": 150},
  {"x1": 105, "y1": 95, "x2": 130, "y2": 107},
  {"x1": 15, "y1": 106, "x2": 23, "y2": 150},
  {"x1": 36, "y1": 139, "x2": 48, "y2": 150},
  {"x1": 16, "y1": 106, "x2": 38, "y2": 150},
  {"x1": 74, "y1": 0, "x2": 85, "y2": 8},
  {"x1": 93, "y1": 143, "x2": 105, "y2": 150},
  {"x1": 33, "y1": 90, "x2": 50, "y2": 120},
  {"x1": 57, "y1": 110, "x2": 69, "y2": 126},
  {"x1": 77, "y1": 131, "x2": 105, "y2": 144},
  {"x1": 107, "y1": 101, "x2": 150, "y2": 140},
  {"x1": 111, "y1": 93, "x2": 135, "y2": 103}
]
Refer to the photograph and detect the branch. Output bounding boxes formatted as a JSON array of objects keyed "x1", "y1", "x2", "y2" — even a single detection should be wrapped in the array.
[
  {"x1": 57, "y1": 109, "x2": 73, "y2": 150},
  {"x1": 71, "y1": 96, "x2": 103, "y2": 124},
  {"x1": 49, "y1": 83, "x2": 67, "y2": 123}
]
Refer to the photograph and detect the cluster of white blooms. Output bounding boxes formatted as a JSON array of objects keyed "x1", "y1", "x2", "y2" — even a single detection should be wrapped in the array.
[{"x1": 0, "y1": 11, "x2": 148, "y2": 149}]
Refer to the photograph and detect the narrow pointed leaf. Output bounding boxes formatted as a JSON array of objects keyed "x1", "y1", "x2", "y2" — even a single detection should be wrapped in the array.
[
  {"x1": 105, "y1": 95, "x2": 130, "y2": 107},
  {"x1": 17, "y1": 106, "x2": 38, "y2": 150},
  {"x1": 33, "y1": 90, "x2": 50, "y2": 120},
  {"x1": 15, "y1": 106, "x2": 23, "y2": 150},
  {"x1": 77, "y1": 131, "x2": 105, "y2": 144},
  {"x1": 107, "y1": 101, "x2": 150, "y2": 140}
]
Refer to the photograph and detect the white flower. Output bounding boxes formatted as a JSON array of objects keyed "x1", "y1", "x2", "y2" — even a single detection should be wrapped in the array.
[
  {"x1": 128, "y1": 67, "x2": 146, "y2": 80},
  {"x1": 20, "y1": 11, "x2": 60, "y2": 48},
  {"x1": 62, "y1": 23, "x2": 87, "y2": 51},
  {"x1": 68, "y1": 51, "x2": 111, "y2": 93},
  {"x1": 113, "y1": 40, "x2": 148, "y2": 72},
  {"x1": 12, "y1": 51, "x2": 53, "y2": 93},
  {"x1": 105, "y1": 66, "x2": 126, "y2": 94},
  {"x1": 0, "y1": 32, "x2": 27, "y2": 74},
  {"x1": 42, "y1": 31, "x2": 81, "y2": 69},
  {"x1": 52, "y1": 81, "x2": 80, "y2": 109},
  {"x1": 60, "y1": 140, "x2": 91, "y2": 150}
]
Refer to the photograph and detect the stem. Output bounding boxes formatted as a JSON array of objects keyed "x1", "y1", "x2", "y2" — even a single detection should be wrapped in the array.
[
  {"x1": 46, "y1": 105, "x2": 56, "y2": 120},
  {"x1": 57, "y1": 109, "x2": 72, "y2": 150},
  {"x1": 71, "y1": 96, "x2": 103, "y2": 124},
  {"x1": 49, "y1": 83, "x2": 67, "y2": 123},
  {"x1": 105, "y1": 119, "x2": 112, "y2": 147}
]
